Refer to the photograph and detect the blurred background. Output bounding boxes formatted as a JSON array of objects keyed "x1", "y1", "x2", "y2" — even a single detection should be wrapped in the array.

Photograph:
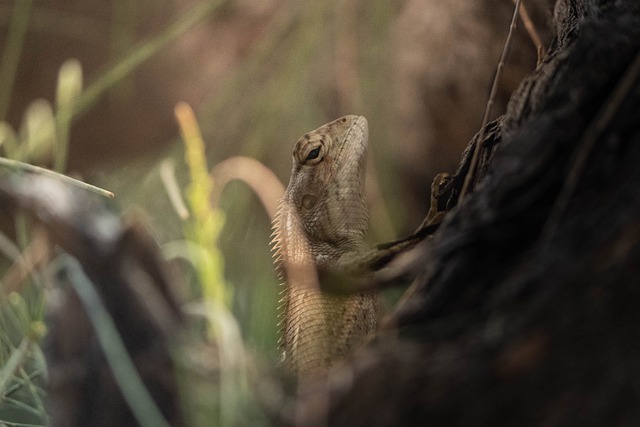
[{"x1": 0, "y1": 0, "x2": 552, "y2": 424}]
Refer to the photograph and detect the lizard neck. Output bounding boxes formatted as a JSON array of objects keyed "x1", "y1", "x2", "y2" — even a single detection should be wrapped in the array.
[
  {"x1": 274, "y1": 115, "x2": 378, "y2": 375},
  {"x1": 308, "y1": 236, "x2": 369, "y2": 269}
]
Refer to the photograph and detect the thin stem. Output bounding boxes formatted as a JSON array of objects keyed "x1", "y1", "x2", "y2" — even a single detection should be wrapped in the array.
[
  {"x1": 159, "y1": 158, "x2": 190, "y2": 220},
  {"x1": 459, "y1": 0, "x2": 521, "y2": 200},
  {"x1": 0, "y1": 0, "x2": 33, "y2": 121},
  {"x1": 0, "y1": 157, "x2": 114, "y2": 198},
  {"x1": 58, "y1": 254, "x2": 171, "y2": 427},
  {"x1": 513, "y1": 0, "x2": 546, "y2": 65},
  {"x1": 54, "y1": 59, "x2": 82, "y2": 173},
  {"x1": 0, "y1": 339, "x2": 31, "y2": 397},
  {"x1": 72, "y1": 0, "x2": 225, "y2": 121}
]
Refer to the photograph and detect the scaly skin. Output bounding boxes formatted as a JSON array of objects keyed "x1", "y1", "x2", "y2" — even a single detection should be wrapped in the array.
[{"x1": 272, "y1": 115, "x2": 378, "y2": 375}]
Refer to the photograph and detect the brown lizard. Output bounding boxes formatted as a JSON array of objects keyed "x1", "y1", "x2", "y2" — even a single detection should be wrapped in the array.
[{"x1": 272, "y1": 115, "x2": 378, "y2": 375}]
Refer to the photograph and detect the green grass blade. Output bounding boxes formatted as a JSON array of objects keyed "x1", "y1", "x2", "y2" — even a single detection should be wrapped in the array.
[
  {"x1": 53, "y1": 59, "x2": 83, "y2": 172},
  {"x1": 57, "y1": 254, "x2": 171, "y2": 427},
  {"x1": 2, "y1": 396, "x2": 42, "y2": 418},
  {"x1": 0, "y1": 157, "x2": 114, "y2": 198},
  {"x1": 0, "y1": 338, "x2": 30, "y2": 396},
  {"x1": 0, "y1": 0, "x2": 33, "y2": 121},
  {"x1": 0, "y1": 421, "x2": 45, "y2": 427},
  {"x1": 72, "y1": 0, "x2": 226, "y2": 121}
]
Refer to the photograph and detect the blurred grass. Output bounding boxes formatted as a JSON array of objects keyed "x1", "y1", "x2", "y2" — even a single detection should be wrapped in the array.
[
  {"x1": 0, "y1": 0, "x2": 404, "y2": 425},
  {"x1": 71, "y1": 0, "x2": 227, "y2": 123},
  {"x1": 176, "y1": 102, "x2": 230, "y2": 309},
  {"x1": 59, "y1": 255, "x2": 171, "y2": 427},
  {"x1": 0, "y1": 269, "x2": 46, "y2": 426},
  {"x1": 93, "y1": 0, "x2": 402, "y2": 364},
  {"x1": 0, "y1": 0, "x2": 32, "y2": 121}
]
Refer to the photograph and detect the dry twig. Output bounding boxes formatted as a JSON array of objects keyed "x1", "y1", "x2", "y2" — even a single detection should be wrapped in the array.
[{"x1": 460, "y1": 0, "x2": 522, "y2": 200}]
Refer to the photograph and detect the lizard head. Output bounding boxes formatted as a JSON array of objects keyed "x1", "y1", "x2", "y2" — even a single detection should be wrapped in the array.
[{"x1": 283, "y1": 115, "x2": 369, "y2": 263}]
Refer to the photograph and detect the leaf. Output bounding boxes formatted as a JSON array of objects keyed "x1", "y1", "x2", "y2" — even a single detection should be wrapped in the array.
[
  {"x1": 0, "y1": 338, "x2": 30, "y2": 397},
  {"x1": 18, "y1": 99, "x2": 55, "y2": 163},
  {"x1": 55, "y1": 59, "x2": 83, "y2": 113},
  {"x1": 0, "y1": 122, "x2": 18, "y2": 158}
]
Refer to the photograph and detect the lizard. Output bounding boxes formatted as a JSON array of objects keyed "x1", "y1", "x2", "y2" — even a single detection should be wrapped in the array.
[{"x1": 272, "y1": 115, "x2": 378, "y2": 376}]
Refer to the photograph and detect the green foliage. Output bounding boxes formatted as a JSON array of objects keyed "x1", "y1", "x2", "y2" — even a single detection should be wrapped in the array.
[
  {"x1": 177, "y1": 102, "x2": 231, "y2": 309},
  {"x1": 0, "y1": 2, "x2": 233, "y2": 425},
  {"x1": 59, "y1": 255, "x2": 170, "y2": 427},
  {"x1": 0, "y1": 0, "x2": 401, "y2": 425},
  {"x1": 0, "y1": 291, "x2": 47, "y2": 426},
  {"x1": 0, "y1": 0, "x2": 33, "y2": 122},
  {"x1": 175, "y1": 102, "x2": 261, "y2": 427}
]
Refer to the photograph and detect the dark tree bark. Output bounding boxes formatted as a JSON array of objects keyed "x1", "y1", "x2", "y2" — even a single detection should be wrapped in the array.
[
  {"x1": 291, "y1": 1, "x2": 640, "y2": 426},
  {"x1": 389, "y1": 0, "x2": 555, "y2": 228}
]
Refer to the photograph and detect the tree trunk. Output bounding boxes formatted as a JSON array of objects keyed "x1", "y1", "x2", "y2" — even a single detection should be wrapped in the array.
[{"x1": 291, "y1": 1, "x2": 640, "y2": 425}]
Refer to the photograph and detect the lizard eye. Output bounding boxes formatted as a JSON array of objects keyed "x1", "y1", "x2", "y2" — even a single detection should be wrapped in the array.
[{"x1": 306, "y1": 147, "x2": 321, "y2": 162}]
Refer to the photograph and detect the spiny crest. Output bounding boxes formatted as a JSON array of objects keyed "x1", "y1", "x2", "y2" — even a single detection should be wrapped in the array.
[
  {"x1": 271, "y1": 197, "x2": 289, "y2": 350},
  {"x1": 272, "y1": 115, "x2": 372, "y2": 369},
  {"x1": 270, "y1": 199, "x2": 286, "y2": 273},
  {"x1": 276, "y1": 310, "x2": 287, "y2": 349},
  {"x1": 276, "y1": 289, "x2": 288, "y2": 331}
]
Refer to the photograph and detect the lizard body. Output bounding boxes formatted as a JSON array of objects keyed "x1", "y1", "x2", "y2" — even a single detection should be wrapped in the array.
[{"x1": 272, "y1": 115, "x2": 378, "y2": 375}]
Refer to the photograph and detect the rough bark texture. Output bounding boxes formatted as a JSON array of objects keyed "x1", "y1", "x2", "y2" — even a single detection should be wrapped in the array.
[
  {"x1": 291, "y1": 1, "x2": 640, "y2": 425},
  {"x1": 389, "y1": 0, "x2": 555, "y2": 227}
]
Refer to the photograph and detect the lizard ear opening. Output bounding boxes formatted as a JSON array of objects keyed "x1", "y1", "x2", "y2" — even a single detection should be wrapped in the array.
[{"x1": 301, "y1": 194, "x2": 317, "y2": 210}]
